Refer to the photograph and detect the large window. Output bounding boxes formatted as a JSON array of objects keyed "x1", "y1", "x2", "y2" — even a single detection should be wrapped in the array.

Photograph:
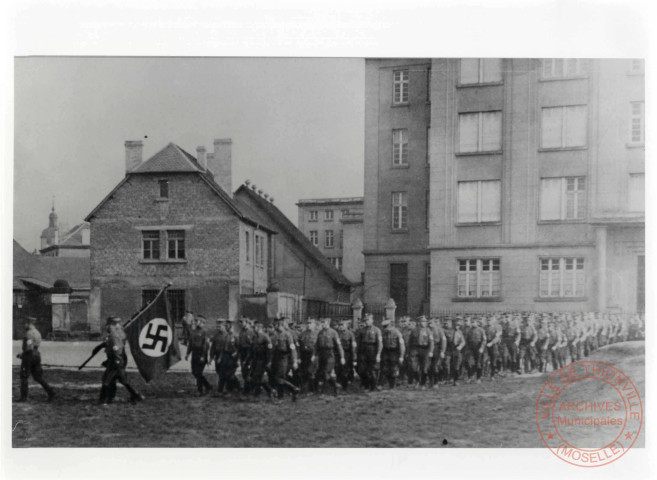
[
  {"x1": 393, "y1": 69, "x2": 409, "y2": 104},
  {"x1": 390, "y1": 263, "x2": 409, "y2": 316},
  {"x1": 309, "y1": 231, "x2": 318, "y2": 246},
  {"x1": 540, "y1": 177, "x2": 587, "y2": 221},
  {"x1": 325, "y1": 230, "x2": 334, "y2": 248},
  {"x1": 309, "y1": 210, "x2": 318, "y2": 222},
  {"x1": 167, "y1": 230, "x2": 185, "y2": 259},
  {"x1": 460, "y1": 59, "x2": 503, "y2": 85},
  {"x1": 254, "y1": 234, "x2": 265, "y2": 268},
  {"x1": 539, "y1": 258, "x2": 585, "y2": 298},
  {"x1": 629, "y1": 173, "x2": 645, "y2": 212},
  {"x1": 458, "y1": 111, "x2": 502, "y2": 153},
  {"x1": 158, "y1": 179, "x2": 169, "y2": 199},
  {"x1": 392, "y1": 129, "x2": 409, "y2": 166},
  {"x1": 245, "y1": 230, "x2": 251, "y2": 263},
  {"x1": 324, "y1": 210, "x2": 334, "y2": 221},
  {"x1": 629, "y1": 102, "x2": 645, "y2": 145},
  {"x1": 457, "y1": 180, "x2": 501, "y2": 223},
  {"x1": 541, "y1": 59, "x2": 588, "y2": 79},
  {"x1": 391, "y1": 192, "x2": 408, "y2": 230},
  {"x1": 457, "y1": 259, "x2": 500, "y2": 298},
  {"x1": 142, "y1": 231, "x2": 160, "y2": 260},
  {"x1": 541, "y1": 106, "x2": 587, "y2": 148}
]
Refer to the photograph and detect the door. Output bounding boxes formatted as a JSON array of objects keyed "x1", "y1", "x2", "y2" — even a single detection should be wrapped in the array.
[{"x1": 390, "y1": 263, "x2": 409, "y2": 316}]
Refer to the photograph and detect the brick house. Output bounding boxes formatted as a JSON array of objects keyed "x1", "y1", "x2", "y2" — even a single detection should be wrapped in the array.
[{"x1": 85, "y1": 138, "x2": 352, "y2": 333}]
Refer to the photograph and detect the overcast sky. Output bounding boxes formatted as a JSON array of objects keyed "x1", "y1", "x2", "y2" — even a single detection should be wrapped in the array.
[{"x1": 14, "y1": 57, "x2": 365, "y2": 251}]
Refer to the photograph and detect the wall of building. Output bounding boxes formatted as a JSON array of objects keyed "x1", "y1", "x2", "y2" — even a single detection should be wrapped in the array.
[
  {"x1": 604, "y1": 226, "x2": 644, "y2": 313},
  {"x1": 341, "y1": 218, "x2": 364, "y2": 284},
  {"x1": 238, "y1": 222, "x2": 270, "y2": 295},
  {"x1": 88, "y1": 173, "x2": 241, "y2": 331}
]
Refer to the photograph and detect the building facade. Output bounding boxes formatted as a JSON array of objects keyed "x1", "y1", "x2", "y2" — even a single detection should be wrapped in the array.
[
  {"x1": 364, "y1": 58, "x2": 644, "y2": 315},
  {"x1": 297, "y1": 197, "x2": 364, "y2": 279}
]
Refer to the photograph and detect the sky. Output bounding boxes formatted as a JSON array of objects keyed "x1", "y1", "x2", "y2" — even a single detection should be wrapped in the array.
[{"x1": 13, "y1": 57, "x2": 365, "y2": 251}]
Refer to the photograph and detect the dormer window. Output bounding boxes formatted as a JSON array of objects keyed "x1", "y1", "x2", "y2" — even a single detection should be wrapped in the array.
[{"x1": 159, "y1": 179, "x2": 169, "y2": 199}]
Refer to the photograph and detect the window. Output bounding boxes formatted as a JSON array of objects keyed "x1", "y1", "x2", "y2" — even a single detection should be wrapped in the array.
[
  {"x1": 142, "y1": 289, "x2": 185, "y2": 323},
  {"x1": 325, "y1": 230, "x2": 334, "y2": 248},
  {"x1": 254, "y1": 235, "x2": 265, "y2": 268},
  {"x1": 329, "y1": 257, "x2": 343, "y2": 271},
  {"x1": 425, "y1": 262, "x2": 431, "y2": 300},
  {"x1": 393, "y1": 69, "x2": 409, "y2": 104},
  {"x1": 629, "y1": 102, "x2": 645, "y2": 145},
  {"x1": 426, "y1": 127, "x2": 431, "y2": 164},
  {"x1": 158, "y1": 180, "x2": 169, "y2": 198},
  {"x1": 391, "y1": 192, "x2": 408, "y2": 230},
  {"x1": 541, "y1": 106, "x2": 587, "y2": 148},
  {"x1": 142, "y1": 231, "x2": 160, "y2": 260},
  {"x1": 167, "y1": 230, "x2": 185, "y2": 260},
  {"x1": 392, "y1": 129, "x2": 409, "y2": 166},
  {"x1": 629, "y1": 59, "x2": 644, "y2": 74},
  {"x1": 309, "y1": 210, "x2": 318, "y2": 222},
  {"x1": 458, "y1": 112, "x2": 502, "y2": 153},
  {"x1": 457, "y1": 259, "x2": 500, "y2": 298},
  {"x1": 541, "y1": 59, "x2": 588, "y2": 79},
  {"x1": 457, "y1": 180, "x2": 501, "y2": 223},
  {"x1": 245, "y1": 230, "x2": 251, "y2": 263},
  {"x1": 460, "y1": 59, "x2": 503, "y2": 85},
  {"x1": 309, "y1": 231, "x2": 318, "y2": 246},
  {"x1": 325, "y1": 210, "x2": 334, "y2": 221},
  {"x1": 540, "y1": 177, "x2": 586, "y2": 221},
  {"x1": 390, "y1": 263, "x2": 409, "y2": 316},
  {"x1": 540, "y1": 258, "x2": 585, "y2": 298},
  {"x1": 339, "y1": 230, "x2": 344, "y2": 249},
  {"x1": 629, "y1": 173, "x2": 645, "y2": 212}
]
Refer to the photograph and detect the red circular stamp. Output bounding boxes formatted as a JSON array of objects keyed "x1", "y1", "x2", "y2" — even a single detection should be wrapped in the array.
[{"x1": 535, "y1": 360, "x2": 643, "y2": 467}]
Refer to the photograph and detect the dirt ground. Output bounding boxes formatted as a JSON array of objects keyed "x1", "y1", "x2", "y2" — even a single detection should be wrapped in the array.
[{"x1": 12, "y1": 342, "x2": 644, "y2": 448}]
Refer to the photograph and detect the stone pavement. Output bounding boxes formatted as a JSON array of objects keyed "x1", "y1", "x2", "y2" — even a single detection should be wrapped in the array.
[{"x1": 12, "y1": 340, "x2": 191, "y2": 372}]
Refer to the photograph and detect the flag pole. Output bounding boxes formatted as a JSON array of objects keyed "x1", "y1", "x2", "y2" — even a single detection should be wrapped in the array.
[{"x1": 122, "y1": 282, "x2": 172, "y2": 330}]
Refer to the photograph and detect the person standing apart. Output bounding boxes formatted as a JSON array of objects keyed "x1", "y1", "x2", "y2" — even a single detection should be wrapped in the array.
[
  {"x1": 17, "y1": 317, "x2": 55, "y2": 402},
  {"x1": 185, "y1": 314, "x2": 211, "y2": 396}
]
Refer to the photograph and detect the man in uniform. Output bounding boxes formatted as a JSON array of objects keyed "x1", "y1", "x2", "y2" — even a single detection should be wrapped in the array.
[
  {"x1": 210, "y1": 317, "x2": 228, "y2": 384},
  {"x1": 466, "y1": 316, "x2": 487, "y2": 383},
  {"x1": 408, "y1": 315, "x2": 434, "y2": 388},
  {"x1": 248, "y1": 320, "x2": 274, "y2": 397},
  {"x1": 185, "y1": 314, "x2": 212, "y2": 395},
  {"x1": 400, "y1": 316, "x2": 413, "y2": 385},
  {"x1": 356, "y1": 313, "x2": 383, "y2": 391},
  {"x1": 313, "y1": 317, "x2": 345, "y2": 395},
  {"x1": 485, "y1": 315, "x2": 503, "y2": 378},
  {"x1": 297, "y1": 317, "x2": 318, "y2": 393},
  {"x1": 270, "y1": 316, "x2": 300, "y2": 401},
  {"x1": 448, "y1": 318, "x2": 467, "y2": 386},
  {"x1": 380, "y1": 317, "x2": 405, "y2": 389},
  {"x1": 238, "y1": 318, "x2": 255, "y2": 391},
  {"x1": 536, "y1": 317, "x2": 551, "y2": 373},
  {"x1": 440, "y1": 317, "x2": 454, "y2": 383},
  {"x1": 213, "y1": 318, "x2": 241, "y2": 394},
  {"x1": 181, "y1": 310, "x2": 194, "y2": 346},
  {"x1": 428, "y1": 317, "x2": 446, "y2": 388},
  {"x1": 17, "y1": 317, "x2": 56, "y2": 402},
  {"x1": 99, "y1": 316, "x2": 144, "y2": 405},
  {"x1": 336, "y1": 318, "x2": 357, "y2": 390},
  {"x1": 519, "y1": 316, "x2": 538, "y2": 374},
  {"x1": 502, "y1": 315, "x2": 521, "y2": 374}
]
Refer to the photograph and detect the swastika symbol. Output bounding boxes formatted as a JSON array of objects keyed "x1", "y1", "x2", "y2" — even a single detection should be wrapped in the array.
[
  {"x1": 138, "y1": 318, "x2": 173, "y2": 358},
  {"x1": 142, "y1": 323, "x2": 169, "y2": 353}
]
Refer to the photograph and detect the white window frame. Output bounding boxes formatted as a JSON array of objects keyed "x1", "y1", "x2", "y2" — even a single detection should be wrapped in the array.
[
  {"x1": 393, "y1": 69, "x2": 409, "y2": 105},
  {"x1": 309, "y1": 230, "x2": 318, "y2": 246},
  {"x1": 324, "y1": 210, "x2": 334, "y2": 221},
  {"x1": 142, "y1": 230, "x2": 160, "y2": 260},
  {"x1": 166, "y1": 230, "x2": 185, "y2": 260},
  {"x1": 457, "y1": 259, "x2": 501, "y2": 298},
  {"x1": 325, "y1": 230, "x2": 334, "y2": 248},
  {"x1": 457, "y1": 180, "x2": 501, "y2": 224},
  {"x1": 629, "y1": 102, "x2": 645, "y2": 145},
  {"x1": 391, "y1": 191, "x2": 408, "y2": 230},
  {"x1": 540, "y1": 176, "x2": 587, "y2": 221},
  {"x1": 458, "y1": 111, "x2": 502, "y2": 153},
  {"x1": 541, "y1": 59, "x2": 589, "y2": 79},
  {"x1": 309, "y1": 210, "x2": 318, "y2": 222},
  {"x1": 540, "y1": 105, "x2": 588, "y2": 149},
  {"x1": 392, "y1": 129, "x2": 409, "y2": 166},
  {"x1": 539, "y1": 257, "x2": 586, "y2": 298},
  {"x1": 459, "y1": 59, "x2": 503, "y2": 85}
]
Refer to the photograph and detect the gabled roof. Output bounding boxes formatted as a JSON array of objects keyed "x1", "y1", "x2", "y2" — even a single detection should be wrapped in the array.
[
  {"x1": 132, "y1": 143, "x2": 204, "y2": 173},
  {"x1": 59, "y1": 222, "x2": 89, "y2": 246},
  {"x1": 234, "y1": 185, "x2": 353, "y2": 288},
  {"x1": 84, "y1": 142, "x2": 275, "y2": 234}
]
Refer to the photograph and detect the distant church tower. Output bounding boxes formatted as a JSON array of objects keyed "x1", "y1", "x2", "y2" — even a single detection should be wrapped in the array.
[{"x1": 40, "y1": 204, "x2": 60, "y2": 249}]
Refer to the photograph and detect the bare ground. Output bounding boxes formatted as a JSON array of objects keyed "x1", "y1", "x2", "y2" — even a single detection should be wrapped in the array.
[{"x1": 12, "y1": 341, "x2": 644, "y2": 448}]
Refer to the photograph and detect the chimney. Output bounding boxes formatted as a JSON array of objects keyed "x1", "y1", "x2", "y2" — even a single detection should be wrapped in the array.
[
  {"x1": 125, "y1": 140, "x2": 143, "y2": 173},
  {"x1": 210, "y1": 138, "x2": 232, "y2": 193},
  {"x1": 196, "y1": 146, "x2": 207, "y2": 170}
]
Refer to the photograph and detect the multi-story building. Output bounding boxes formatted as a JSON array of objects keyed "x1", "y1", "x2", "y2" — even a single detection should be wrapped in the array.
[
  {"x1": 297, "y1": 197, "x2": 364, "y2": 283},
  {"x1": 364, "y1": 58, "x2": 644, "y2": 315}
]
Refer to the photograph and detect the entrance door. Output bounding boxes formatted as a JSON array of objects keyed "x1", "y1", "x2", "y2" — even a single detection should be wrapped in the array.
[
  {"x1": 637, "y1": 255, "x2": 645, "y2": 313},
  {"x1": 390, "y1": 263, "x2": 409, "y2": 316}
]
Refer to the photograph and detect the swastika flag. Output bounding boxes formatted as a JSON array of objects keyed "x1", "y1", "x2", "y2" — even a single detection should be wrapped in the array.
[{"x1": 125, "y1": 286, "x2": 181, "y2": 382}]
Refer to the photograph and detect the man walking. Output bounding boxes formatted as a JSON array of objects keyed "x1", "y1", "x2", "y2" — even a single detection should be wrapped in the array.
[
  {"x1": 17, "y1": 317, "x2": 55, "y2": 402},
  {"x1": 99, "y1": 317, "x2": 144, "y2": 405},
  {"x1": 185, "y1": 314, "x2": 212, "y2": 395}
]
